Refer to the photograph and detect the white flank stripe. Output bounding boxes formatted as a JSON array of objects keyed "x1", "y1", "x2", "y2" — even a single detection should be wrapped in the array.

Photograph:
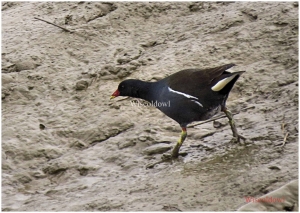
[
  {"x1": 168, "y1": 87, "x2": 203, "y2": 107},
  {"x1": 168, "y1": 87, "x2": 198, "y2": 99},
  {"x1": 211, "y1": 74, "x2": 237, "y2": 92},
  {"x1": 191, "y1": 100, "x2": 203, "y2": 107}
]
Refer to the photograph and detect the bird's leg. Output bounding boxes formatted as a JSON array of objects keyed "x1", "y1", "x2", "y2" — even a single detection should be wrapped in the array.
[
  {"x1": 172, "y1": 127, "x2": 187, "y2": 157},
  {"x1": 146, "y1": 127, "x2": 187, "y2": 169},
  {"x1": 161, "y1": 127, "x2": 187, "y2": 160},
  {"x1": 222, "y1": 106, "x2": 245, "y2": 142}
]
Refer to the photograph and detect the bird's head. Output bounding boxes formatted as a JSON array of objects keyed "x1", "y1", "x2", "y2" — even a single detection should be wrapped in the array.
[{"x1": 110, "y1": 79, "x2": 141, "y2": 99}]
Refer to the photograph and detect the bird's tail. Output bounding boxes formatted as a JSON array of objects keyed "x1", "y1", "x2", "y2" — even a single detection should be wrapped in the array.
[{"x1": 211, "y1": 71, "x2": 245, "y2": 94}]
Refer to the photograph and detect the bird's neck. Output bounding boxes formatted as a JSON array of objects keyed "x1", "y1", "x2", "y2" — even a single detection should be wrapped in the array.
[{"x1": 132, "y1": 80, "x2": 156, "y2": 102}]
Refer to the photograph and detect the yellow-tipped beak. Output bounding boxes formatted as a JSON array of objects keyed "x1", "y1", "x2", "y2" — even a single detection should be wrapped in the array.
[{"x1": 110, "y1": 89, "x2": 120, "y2": 100}]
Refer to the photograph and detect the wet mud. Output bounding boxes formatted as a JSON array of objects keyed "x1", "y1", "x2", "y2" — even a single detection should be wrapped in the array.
[{"x1": 2, "y1": 2, "x2": 298, "y2": 211}]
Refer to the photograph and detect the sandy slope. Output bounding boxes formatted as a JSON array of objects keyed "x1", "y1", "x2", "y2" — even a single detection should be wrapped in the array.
[{"x1": 2, "y1": 2, "x2": 298, "y2": 211}]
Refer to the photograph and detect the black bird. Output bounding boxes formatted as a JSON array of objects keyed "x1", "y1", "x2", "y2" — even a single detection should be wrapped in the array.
[{"x1": 110, "y1": 64, "x2": 245, "y2": 159}]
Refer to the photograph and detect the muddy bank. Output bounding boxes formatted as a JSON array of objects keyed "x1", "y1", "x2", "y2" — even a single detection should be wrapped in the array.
[{"x1": 2, "y1": 2, "x2": 298, "y2": 211}]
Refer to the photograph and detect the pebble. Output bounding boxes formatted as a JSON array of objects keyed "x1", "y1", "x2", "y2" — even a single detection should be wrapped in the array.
[
  {"x1": 268, "y1": 165, "x2": 281, "y2": 170},
  {"x1": 118, "y1": 140, "x2": 136, "y2": 149},
  {"x1": 2, "y1": 62, "x2": 17, "y2": 73},
  {"x1": 2, "y1": 74, "x2": 14, "y2": 84},
  {"x1": 143, "y1": 144, "x2": 172, "y2": 155},
  {"x1": 75, "y1": 80, "x2": 89, "y2": 90}
]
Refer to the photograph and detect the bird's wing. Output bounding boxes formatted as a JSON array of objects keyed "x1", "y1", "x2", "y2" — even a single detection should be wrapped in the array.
[{"x1": 166, "y1": 64, "x2": 237, "y2": 97}]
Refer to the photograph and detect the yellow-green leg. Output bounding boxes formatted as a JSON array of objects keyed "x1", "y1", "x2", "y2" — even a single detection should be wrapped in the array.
[
  {"x1": 171, "y1": 127, "x2": 187, "y2": 157},
  {"x1": 146, "y1": 127, "x2": 188, "y2": 168},
  {"x1": 222, "y1": 107, "x2": 245, "y2": 142},
  {"x1": 161, "y1": 127, "x2": 187, "y2": 161}
]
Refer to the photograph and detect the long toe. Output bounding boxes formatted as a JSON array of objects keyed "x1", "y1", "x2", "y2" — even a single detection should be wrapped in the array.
[
  {"x1": 231, "y1": 134, "x2": 246, "y2": 143},
  {"x1": 161, "y1": 153, "x2": 174, "y2": 160},
  {"x1": 146, "y1": 152, "x2": 187, "y2": 169}
]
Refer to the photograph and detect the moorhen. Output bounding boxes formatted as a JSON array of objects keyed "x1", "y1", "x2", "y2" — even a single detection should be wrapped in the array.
[{"x1": 111, "y1": 63, "x2": 245, "y2": 161}]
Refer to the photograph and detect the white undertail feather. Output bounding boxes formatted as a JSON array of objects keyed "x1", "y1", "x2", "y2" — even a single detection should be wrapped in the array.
[{"x1": 211, "y1": 74, "x2": 238, "y2": 92}]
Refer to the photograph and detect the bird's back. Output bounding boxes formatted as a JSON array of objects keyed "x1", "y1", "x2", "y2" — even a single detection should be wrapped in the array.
[
  {"x1": 153, "y1": 64, "x2": 244, "y2": 126},
  {"x1": 163, "y1": 64, "x2": 236, "y2": 97}
]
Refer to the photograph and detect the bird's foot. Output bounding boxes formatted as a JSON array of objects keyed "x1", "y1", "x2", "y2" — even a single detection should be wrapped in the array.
[
  {"x1": 231, "y1": 134, "x2": 246, "y2": 143},
  {"x1": 161, "y1": 152, "x2": 176, "y2": 161},
  {"x1": 161, "y1": 151, "x2": 188, "y2": 160},
  {"x1": 146, "y1": 128, "x2": 188, "y2": 169},
  {"x1": 146, "y1": 159, "x2": 168, "y2": 169},
  {"x1": 146, "y1": 152, "x2": 188, "y2": 169}
]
